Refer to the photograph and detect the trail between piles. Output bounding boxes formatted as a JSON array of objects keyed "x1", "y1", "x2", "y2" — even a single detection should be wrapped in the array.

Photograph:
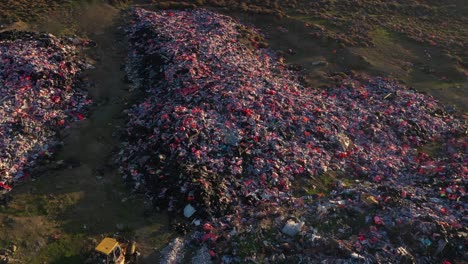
[{"x1": 0, "y1": 3, "x2": 171, "y2": 263}]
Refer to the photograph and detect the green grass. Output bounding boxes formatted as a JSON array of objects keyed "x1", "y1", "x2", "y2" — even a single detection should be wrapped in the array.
[
  {"x1": 0, "y1": 192, "x2": 81, "y2": 217},
  {"x1": 293, "y1": 171, "x2": 355, "y2": 198},
  {"x1": 291, "y1": 14, "x2": 346, "y2": 34},
  {"x1": 30, "y1": 234, "x2": 87, "y2": 264},
  {"x1": 234, "y1": 228, "x2": 276, "y2": 259},
  {"x1": 290, "y1": 12, "x2": 466, "y2": 112}
]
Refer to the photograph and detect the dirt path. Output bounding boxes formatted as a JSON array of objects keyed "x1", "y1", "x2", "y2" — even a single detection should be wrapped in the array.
[{"x1": 0, "y1": 2, "x2": 172, "y2": 263}]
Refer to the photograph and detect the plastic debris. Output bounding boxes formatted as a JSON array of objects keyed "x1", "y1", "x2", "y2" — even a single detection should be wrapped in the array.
[
  {"x1": 191, "y1": 245, "x2": 213, "y2": 264},
  {"x1": 184, "y1": 204, "x2": 196, "y2": 218},
  {"x1": 350, "y1": 252, "x2": 365, "y2": 260},
  {"x1": 0, "y1": 31, "x2": 91, "y2": 187},
  {"x1": 119, "y1": 8, "x2": 467, "y2": 263},
  {"x1": 160, "y1": 237, "x2": 186, "y2": 264}
]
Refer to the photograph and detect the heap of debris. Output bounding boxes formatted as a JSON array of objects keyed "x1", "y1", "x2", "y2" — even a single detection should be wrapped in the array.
[
  {"x1": 0, "y1": 31, "x2": 91, "y2": 186},
  {"x1": 120, "y1": 8, "x2": 466, "y2": 263}
]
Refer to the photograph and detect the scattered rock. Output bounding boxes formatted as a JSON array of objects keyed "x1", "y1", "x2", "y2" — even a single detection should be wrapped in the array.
[
  {"x1": 160, "y1": 237, "x2": 186, "y2": 264},
  {"x1": 281, "y1": 219, "x2": 304, "y2": 237},
  {"x1": 191, "y1": 245, "x2": 213, "y2": 264},
  {"x1": 310, "y1": 60, "x2": 329, "y2": 67}
]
